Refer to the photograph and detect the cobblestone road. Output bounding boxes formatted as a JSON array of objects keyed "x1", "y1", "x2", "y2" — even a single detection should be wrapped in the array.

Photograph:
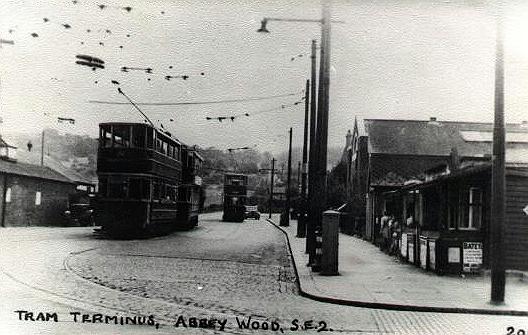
[{"x1": 1, "y1": 212, "x2": 527, "y2": 334}]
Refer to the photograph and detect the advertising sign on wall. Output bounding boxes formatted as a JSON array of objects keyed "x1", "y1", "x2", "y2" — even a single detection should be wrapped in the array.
[
  {"x1": 401, "y1": 233, "x2": 407, "y2": 258},
  {"x1": 420, "y1": 237, "x2": 427, "y2": 270},
  {"x1": 463, "y1": 241, "x2": 483, "y2": 273},
  {"x1": 429, "y1": 240, "x2": 436, "y2": 270},
  {"x1": 408, "y1": 240, "x2": 414, "y2": 263},
  {"x1": 448, "y1": 247, "x2": 460, "y2": 263}
]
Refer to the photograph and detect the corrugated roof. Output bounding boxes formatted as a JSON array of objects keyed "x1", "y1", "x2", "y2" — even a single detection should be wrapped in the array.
[
  {"x1": 370, "y1": 155, "x2": 449, "y2": 187},
  {"x1": 0, "y1": 158, "x2": 75, "y2": 184},
  {"x1": 364, "y1": 119, "x2": 528, "y2": 160}
]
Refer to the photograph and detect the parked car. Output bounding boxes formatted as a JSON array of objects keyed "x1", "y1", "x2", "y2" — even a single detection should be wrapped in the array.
[
  {"x1": 64, "y1": 193, "x2": 95, "y2": 226},
  {"x1": 244, "y1": 205, "x2": 261, "y2": 220}
]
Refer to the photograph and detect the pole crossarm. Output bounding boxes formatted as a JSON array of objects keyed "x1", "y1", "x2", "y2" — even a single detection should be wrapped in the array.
[{"x1": 262, "y1": 17, "x2": 344, "y2": 24}]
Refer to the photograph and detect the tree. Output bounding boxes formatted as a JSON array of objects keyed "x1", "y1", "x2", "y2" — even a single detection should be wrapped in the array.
[{"x1": 326, "y1": 161, "x2": 347, "y2": 208}]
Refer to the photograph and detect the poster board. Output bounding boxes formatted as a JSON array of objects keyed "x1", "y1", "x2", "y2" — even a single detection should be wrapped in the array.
[
  {"x1": 463, "y1": 242, "x2": 483, "y2": 273},
  {"x1": 428, "y1": 240, "x2": 436, "y2": 270},
  {"x1": 448, "y1": 247, "x2": 460, "y2": 263},
  {"x1": 408, "y1": 240, "x2": 414, "y2": 264},
  {"x1": 401, "y1": 233, "x2": 408, "y2": 258},
  {"x1": 419, "y1": 237, "x2": 427, "y2": 269}
]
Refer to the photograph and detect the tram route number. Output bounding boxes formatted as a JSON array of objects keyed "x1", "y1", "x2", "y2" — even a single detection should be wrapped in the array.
[{"x1": 507, "y1": 326, "x2": 527, "y2": 335}]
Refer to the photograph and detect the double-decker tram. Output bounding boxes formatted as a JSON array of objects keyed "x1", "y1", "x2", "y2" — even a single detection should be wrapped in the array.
[
  {"x1": 95, "y1": 122, "x2": 204, "y2": 237},
  {"x1": 222, "y1": 173, "x2": 248, "y2": 222}
]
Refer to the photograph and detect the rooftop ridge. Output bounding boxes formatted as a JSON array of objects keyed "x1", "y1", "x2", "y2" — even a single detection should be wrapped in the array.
[{"x1": 362, "y1": 118, "x2": 526, "y2": 126}]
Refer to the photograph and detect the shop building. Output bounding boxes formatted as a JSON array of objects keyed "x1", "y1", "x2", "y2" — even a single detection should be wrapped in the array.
[
  {"x1": 382, "y1": 159, "x2": 528, "y2": 273},
  {"x1": 342, "y1": 118, "x2": 528, "y2": 246}
]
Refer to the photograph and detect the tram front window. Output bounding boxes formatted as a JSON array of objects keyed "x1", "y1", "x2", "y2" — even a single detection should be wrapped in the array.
[{"x1": 108, "y1": 177, "x2": 128, "y2": 198}]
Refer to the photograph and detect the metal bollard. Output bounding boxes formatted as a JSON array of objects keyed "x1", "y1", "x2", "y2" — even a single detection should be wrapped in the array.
[
  {"x1": 297, "y1": 212, "x2": 307, "y2": 238},
  {"x1": 321, "y1": 210, "x2": 339, "y2": 275}
]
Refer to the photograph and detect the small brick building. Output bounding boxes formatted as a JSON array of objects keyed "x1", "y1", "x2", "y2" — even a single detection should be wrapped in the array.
[{"x1": 0, "y1": 138, "x2": 78, "y2": 227}]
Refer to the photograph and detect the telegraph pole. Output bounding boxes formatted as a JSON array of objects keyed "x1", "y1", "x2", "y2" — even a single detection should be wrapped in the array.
[
  {"x1": 306, "y1": 39, "x2": 318, "y2": 258},
  {"x1": 298, "y1": 79, "x2": 310, "y2": 237},
  {"x1": 269, "y1": 158, "x2": 276, "y2": 219},
  {"x1": 281, "y1": 128, "x2": 293, "y2": 226},
  {"x1": 40, "y1": 130, "x2": 45, "y2": 166},
  {"x1": 302, "y1": 79, "x2": 309, "y2": 198},
  {"x1": 311, "y1": 0, "x2": 331, "y2": 268},
  {"x1": 491, "y1": 6, "x2": 506, "y2": 305},
  {"x1": 297, "y1": 161, "x2": 301, "y2": 194}
]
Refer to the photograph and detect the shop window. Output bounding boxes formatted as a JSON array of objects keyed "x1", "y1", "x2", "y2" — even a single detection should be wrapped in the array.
[
  {"x1": 459, "y1": 187, "x2": 482, "y2": 230},
  {"x1": 468, "y1": 187, "x2": 482, "y2": 229},
  {"x1": 35, "y1": 191, "x2": 41, "y2": 206},
  {"x1": 5, "y1": 187, "x2": 11, "y2": 203}
]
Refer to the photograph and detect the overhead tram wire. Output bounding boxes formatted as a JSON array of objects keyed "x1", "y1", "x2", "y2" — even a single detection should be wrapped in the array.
[
  {"x1": 87, "y1": 91, "x2": 303, "y2": 106},
  {"x1": 205, "y1": 99, "x2": 304, "y2": 122}
]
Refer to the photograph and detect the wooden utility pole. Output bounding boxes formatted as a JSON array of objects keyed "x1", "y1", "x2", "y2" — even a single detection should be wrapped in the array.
[
  {"x1": 306, "y1": 39, "x2": 318, "y2": 258},
  {"x1": 40, "y1": 130, "x2": 45, "y2": 166},
  {"x1": 297, "y1": 161, "x2": 301, "y2": 193},
  {"x1": 297, "y1": 80, "x2": 310, "y2": 237},
  {"x1": 302, "y1": 79, "x2": 310, "y2": 200},
  {"x1": 269, "y1": 158, "x2": 276, "y2": 219},
  {"x1": 281, "y1": 128, "x2": 293, "y2": 226},
  {"x1": 313, "y1": 0, "x2": 331, "y2": 238},
  {"x1": 491, "y1": 7, "x2": 506, "y2": 305}
]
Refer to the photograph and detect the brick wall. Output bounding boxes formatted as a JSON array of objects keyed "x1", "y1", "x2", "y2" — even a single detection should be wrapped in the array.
[{"x1": 0, "y1": 174, "x2": 77, "y2": 227}]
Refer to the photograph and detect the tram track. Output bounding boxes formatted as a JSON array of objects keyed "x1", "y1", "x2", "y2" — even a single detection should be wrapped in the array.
[{"x1": 63, "y1": 248, "x2": 297, "y2": 334}]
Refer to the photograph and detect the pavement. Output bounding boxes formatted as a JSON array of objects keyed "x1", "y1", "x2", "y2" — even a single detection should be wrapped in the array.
[{"x1": 268, "y1": 215, "x2": 528, "y2": 315}]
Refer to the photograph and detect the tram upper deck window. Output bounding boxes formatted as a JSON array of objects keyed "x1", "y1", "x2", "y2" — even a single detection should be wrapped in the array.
[
  {"x1": 162, "y1": 141, "x2": 168, "y2": 155},
  {"x1": 146, "y1": 127, "x2": 154, "y2": 149},
  {"x1": 132, "y1": 125, "x2": 146, "y2": 148},
  {"x1": 113, "y1": 125, "x2": 130, "y2": 148},
  {"x1": 225, "y1": 175, "x2": 246, "y2": 186},
  {"x1": 175, "y1": 145, "x2": 180, "y2": 160},
  {"x1": 100, "y1": 125, "x2": 112, "y2": 148}
]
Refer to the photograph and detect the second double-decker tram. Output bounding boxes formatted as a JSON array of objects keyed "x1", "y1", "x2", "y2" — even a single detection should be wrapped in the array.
[{"x1": 222, "y1": 173, "x2": 248, "y2": 222}]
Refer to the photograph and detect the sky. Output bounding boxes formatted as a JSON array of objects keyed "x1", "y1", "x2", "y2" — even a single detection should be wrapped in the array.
[{"x1": 1, "y1": 1, "x2": 528, "y2": 154}]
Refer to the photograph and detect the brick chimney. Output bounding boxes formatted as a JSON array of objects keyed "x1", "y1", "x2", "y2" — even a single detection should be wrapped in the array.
[{"x1": 345, "y1": 129, "x2": 352, "y2": 148}]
